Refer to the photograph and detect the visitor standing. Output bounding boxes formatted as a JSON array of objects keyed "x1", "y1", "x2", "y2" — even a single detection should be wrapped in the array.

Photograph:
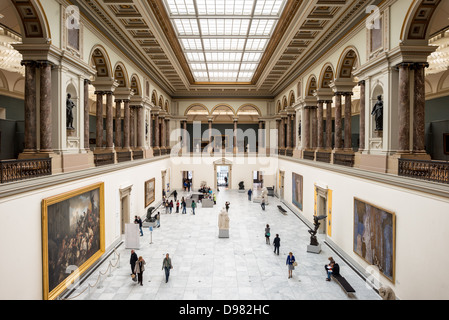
[
  {"x1": 182, "y1": 198, "x2": 187, "y2": 214},
  {"x1": 165, "y1": 200, "x2": 170, "y2": 214},
  {"x1": 261, "y1": 198, "x2": 266, "y2": 211},
  {"x1": 265, "y1": 224, "x2": 271, "y2": 244},
  {"x1": 173, "y1": 189, "x2": 178, "y2": 202},
  {"x1": 134, "y1": 256, "x2": 146, "y2": 286},
  {"x1": 176, "y1": 200, "x2": 180, "y2": 213},
  {"x1": 248, "y1": 189, "x2": 253, "y2": 201},
  {"x1": 191, "y1": 200, "x2": 196, "y2": 215},
  {"x1": 169, "y1": 200, "x2": 173, "y2": 214},
  {"x1": 286, "y1": 252, "x2": 296, "y2": 279},
  {"x1": 156, "y1": 212, "x2": 160, "y2": 228},
  {"x1": 225, "y1": 201, "x2": 230, "y2": 212},
  {"x1": 134, "y1": 216, "x2": 143, "y2": 236},
  {"x1": 130, "y1": 250, "x2": 138, "y2": 276},
  {"x1": 213, "y1": 193, "x2": 216, "y2": 204},
  {"x1": 273, "y1": 234, "x2": 280, "y2": 255},
  {"x1": 162, "y1": 253, "x2": 173, "y2": 283}
]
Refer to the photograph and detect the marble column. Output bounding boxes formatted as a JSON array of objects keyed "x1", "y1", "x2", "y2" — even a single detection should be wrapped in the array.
[
  {"x1": 325, "y1": 100, "x2": 333, "y2": 150},
  {"x1": 161, "y1": 116, "x2": 166, "y2": 149},
  {"x1": 130, "y1": 107, "x2": 135, "y2": 148},
  {"x1": 413, "y1": 62, "x2": 428, "y2": 153},
  {"x1": 317, "y1": 101, "x2": 324, "y2": 150},
  {"x1": 84, "y1": 79, "x2": 90, "y2": 150},
  {"x1": 22, "y1": 61, "x2": 37, "y2": 152},
  {"x1": 165, "y1": 118, "x2": 170, "y2": 149},
  {"x1": 344, "y1": 92, "x2": 353, "y2": 151},
  {"x1": 276, "y1": 119, "x2": 281, "y2": 152},
  {"x1": 95, "y1": 91, "x2": 104, "y2": 149},
  {"x1": 292, "y1": 114, "x2": 296, "y2": 149},
  {"x1": 280, "y1": 117, "x2": 286, "y2": 151},
  {"x1": 39, "y1": 61, "x2": 52, "y2": 152},
  {"x1": 105, "y1": 91, "x2": 114, "y2": 150},
  {"x1": 123, "y1": 100, "x2": 130, "y2": 149},
  {"x1": 286, "y1": 114, "x2": 292, "y2": 151},
  {"x1": 334, "y1": 93, "x2": 343, "y2": 151},
  {"x1": 398, "y1": 63, "x2": 412, "y2": 153},
  {"x1": 115, "y1": 99, "x2": 122, "y2": 148},
  {"x1": 311, "y1": 106, "x2": 318, "y2": 149},
  {"x1": 233, "y1": 118, "x2": 238, "y2": 153},
  {"x1": 358, "y1": 81, "x2": 365, "y2": 151},
  {"x1": 155, "y1": 115, "x2": 160, "y2": 150},
  {"x1": 182, "y1": 120, "x2": 187, "y2": 151},
  {"x1": 258, "y1": 120, "x2": 264, "y2": 151},
  {"x1": 304, "y1": 107, "x2": 311, "y2": 150},
  {"x1": 208, "y1": 118, "x2": 213, "y2": 152},
  {"x1": 137, "y1": 107, "x2": 144, "y2": 148}
]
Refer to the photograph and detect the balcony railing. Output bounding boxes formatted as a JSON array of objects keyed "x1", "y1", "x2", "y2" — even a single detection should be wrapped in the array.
[
  {"x1": 303, "y1": 150, "x2": 315, "y2": 161},
  {"x1": 132, "y1": 150, "x2": 144, "y2": 160},
  {"x1": 0, "y1": 158, "x2": 52, "y2": 183},
  {"x1": 333, "y1": 153, "x2": 355, "y2": 167},
  {"x1": 116, "y1": 151, "x2": 132, "y2": 163},
  {"x1": 398, "y1": 158, "x2": 449, "y2": 184},
  {"x1": 316, "y1": 152, "x2": 331, "y2": 163},
  {"x1": 94, "y1": 153, "x2": 115, "y2": 167}
]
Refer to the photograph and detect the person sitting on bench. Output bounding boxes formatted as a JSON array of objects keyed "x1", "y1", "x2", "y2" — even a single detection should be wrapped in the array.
[{"x1": 325, "y1": 257, "x2": 340, "y2": 281}]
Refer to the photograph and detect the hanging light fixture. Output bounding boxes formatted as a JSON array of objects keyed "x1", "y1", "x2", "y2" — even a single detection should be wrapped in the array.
[
  {"x1": 0, "y1": 27, "x2": 24, "y2": 76},
  {"x1": 427, "y1": 30, "x2": 449, "y2": 75}
]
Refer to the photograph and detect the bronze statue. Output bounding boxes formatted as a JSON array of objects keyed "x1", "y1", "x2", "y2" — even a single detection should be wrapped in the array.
[
  {"x1": 308, "y1": 215, "x2": 327, "y2": 246},
  {"x1": 66, "y1": 93, "x2": 75, "y2": 129},
  {"x1": 371, "y1": 95, "x2": 383, "y2": 131}
]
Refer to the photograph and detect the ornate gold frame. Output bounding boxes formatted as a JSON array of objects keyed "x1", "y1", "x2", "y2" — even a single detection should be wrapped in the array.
[
  {"x1": 42, "y1": 182, "x2": 105, "y2": 300},
  {"x1": 145, "y1": 178, "x2": 155, "y2": 207}
]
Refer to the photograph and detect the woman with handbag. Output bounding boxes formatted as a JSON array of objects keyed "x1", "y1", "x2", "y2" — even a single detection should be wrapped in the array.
[
  {"x1": 286, "y1": 252, "x2": 296, "y2": 279},
  {"x1": 134, "y1": 256, "x2": 146, "y2": 286},
  {"x1": 265, "y1": 224, "x2": 271, "y2": 244}
]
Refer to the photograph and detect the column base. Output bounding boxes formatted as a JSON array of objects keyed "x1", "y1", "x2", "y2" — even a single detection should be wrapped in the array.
[{"x1": 19, "y1": 151, "x2": 63, "y2": 174}]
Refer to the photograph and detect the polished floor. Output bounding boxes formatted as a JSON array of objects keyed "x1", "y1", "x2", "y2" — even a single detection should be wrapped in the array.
[{"x1": 68, "y1": 188, "x2": 380, "y2": 300}]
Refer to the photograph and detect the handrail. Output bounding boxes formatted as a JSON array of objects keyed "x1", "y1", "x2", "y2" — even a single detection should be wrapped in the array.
[
  {"x1": 398, "y1": 158, "x2": 449, "y2": 184},
  {"x1": 0, "y1": 158, "x2": 52, "y2": 183}
]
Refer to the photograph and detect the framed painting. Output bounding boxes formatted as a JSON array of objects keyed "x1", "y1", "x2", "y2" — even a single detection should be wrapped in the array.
[
  {"x1": 292, "y1": 173, "x2": 303, "y2": 211},
  {"x1": 42, "y1": 182, "x2": 105, "y2": 300},
  {"x1": 353, "y1": 198, "x2": 395, "y2": 283},
  {"x1": 145, "y1": 178, "x2": 155, "y2": 207}
]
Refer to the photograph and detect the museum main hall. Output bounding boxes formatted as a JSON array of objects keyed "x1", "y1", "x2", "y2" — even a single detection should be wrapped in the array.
[{"x1": 0, "y1": 0, "x2": 449, "y2": 302}]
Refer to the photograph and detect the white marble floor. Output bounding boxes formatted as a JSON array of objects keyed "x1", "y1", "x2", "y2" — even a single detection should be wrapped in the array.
[{"x1": 68, "y1": 189, "x2": 380, "y2": 300}]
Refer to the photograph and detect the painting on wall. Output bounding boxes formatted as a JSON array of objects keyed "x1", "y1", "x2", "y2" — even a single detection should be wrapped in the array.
[
  {"x1": 353, "y1": 198, "x2": 395, "y2": 283},
  {"x1": 145, "y1": 178, "x2": 155, "y2": 207},
  {"x1": 42, "y1": 183, "x2": 105, "y2": 300},
  {"x1": 292, "y1": 173, "x2": 303, "y2": 211}
]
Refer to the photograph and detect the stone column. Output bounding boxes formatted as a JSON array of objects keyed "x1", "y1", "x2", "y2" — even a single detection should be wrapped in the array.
[
  {"x1": 155, "y1": 114, "x2": 160, "y2": 150},
  {"x1": 276, "y1": 119, "x2": 281, "y2": 152},
  {"x1": 233, "y1": 117, "x2": 238, "y2": 154},
  {"x1": 280, "y1": 117, "x2": 286, "y2": 151},
  {"x1": 84, "y1": 79, "x2": 90, "y2": 150},
  {"x1": 208, "y1": 118, "x2": 213, "y2": 152},
  {"x1": 358, "y1": 81, "x2": 365, "y2": 151},
  {"x1": 344, "y1": 92, "x2": 353, "y2": 151},
  {"x1": 311, "y1": 106, "x2": 318, "y2": 149},
  {"x1": 182, "y1": 120, "x2": 187, "y2": 151},
  {"x1": 286, "y1": 114, "x2": 292, "y2": 151},
  {"x1": 334, "y1": 93, "x2": 343, "y2": 151},
  {"x1": 398, "y1": 63, "x2": 412, "y2": 153},
  {"x1": 115, "y1": 99, "x2": 122, "y2": 148},
  {"x1": 161, "y1": 116, "x2": 166, "y2": 149},
  {"x1": 22, "y1": 61, "x2": 37, "y2": 152},
  {"x1": 317, "y1": 101, "x2": 324, "y2": 150},
  {"x1": 105, "y1": 91, "x2": 114, "y2": 150},
  {"x1": 165, "y1": 118, "x2": 170, "y2": 149},
  {"x1": 95, "y1": 91, "x2": 104, "y2": 149},
  {"x1": 292, "y1": 114, "x2": 296, "y2": 149},
  {"x1": 137, "y1": 106, "x2": 144, "y2": 148},
  {"x1": 258, "y1": 120, "x2": 264, "y2": 152},
  {"x1": 413, "y1": 62, "x2": 428, "y2": 153},
  {"x1": 130, "y1": 107, "x2": 135, "y2": 148},
  {"x1": 303, "y1": 107, "x2": 311, "y2": 150},
  {"x1": 325, "y1": 100, "x2": 333, "y2": 150},
  {"x1": 39, "y1": 61, "x2": 53, "y2": 152},
  {"x1": 123, "y1": 100, "x2": 130, "y2": 149}
]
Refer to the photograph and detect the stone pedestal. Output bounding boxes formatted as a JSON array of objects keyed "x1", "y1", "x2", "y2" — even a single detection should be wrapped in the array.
[
  {"x1": 219, "y1": 229, "x2": 229, "y2": 238},
  {"x1": 307, "y1": 244, "x2": 321, "y2": 254}
]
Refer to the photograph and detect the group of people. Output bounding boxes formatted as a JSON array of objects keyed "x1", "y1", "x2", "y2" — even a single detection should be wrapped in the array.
[
  {"x1": 183, "y1": 179, "x2": 192, "y2": 192},
  {"x1": 130, "y1": 250, "x2": 174, "y2": 285},
  {"x1": 264, "y1": 224, "x2": 293, "y2": 278}
]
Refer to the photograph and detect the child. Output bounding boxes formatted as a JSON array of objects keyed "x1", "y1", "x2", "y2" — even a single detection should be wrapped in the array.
[{"x1": 176, "y1": 200, "x2": 180, "y2": 213}]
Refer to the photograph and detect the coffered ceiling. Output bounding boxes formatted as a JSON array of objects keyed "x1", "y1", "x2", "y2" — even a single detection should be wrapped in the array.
[{"x1": 73, "y1": 0, "x2": 378, "y2": 99}]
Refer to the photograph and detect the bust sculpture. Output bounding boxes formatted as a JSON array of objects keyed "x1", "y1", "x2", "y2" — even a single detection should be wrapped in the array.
[
  {"x1": 371, "y1": 95, "x2": 383, "y2": 131},
  {"x1": 66, "y1": 93, "x2": 75, "y2": 129}
]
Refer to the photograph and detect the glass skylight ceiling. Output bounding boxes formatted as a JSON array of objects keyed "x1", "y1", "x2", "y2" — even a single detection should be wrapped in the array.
[{"x1": 163, "y1": 0, "x2": 287, "y2": 82}]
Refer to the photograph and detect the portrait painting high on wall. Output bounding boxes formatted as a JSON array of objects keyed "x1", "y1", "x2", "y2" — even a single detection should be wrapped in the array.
[
  {"x1": 145, "y1": 178, "x2": 155, "y2": 207},
  {"x1": 292, "y1": 173, "x2": 303, "y2": 211},
  {"x1": 42, "y1": 183, "x2": 105, "y2": 300},
  {"x1": 353, "y1": 198, "x2": 395, "y2": 283}
]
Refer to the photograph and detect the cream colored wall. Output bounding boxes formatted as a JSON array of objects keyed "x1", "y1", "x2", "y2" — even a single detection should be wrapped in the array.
[
  {"x1": 40, "y1": 0, "x2": 61, "y2": 48},
  {"x1": 389, "y1": 0, "x2": 414, "y2": 48},
  {"x1": 0, "y1": 158, "x2": 169, "y2": 300},
  {"x1": 278, "y1": 158, "x2": 449, "y2": 300},
  {"x1": 177, "y1": 99, "x2": 268, "y2": 117}
]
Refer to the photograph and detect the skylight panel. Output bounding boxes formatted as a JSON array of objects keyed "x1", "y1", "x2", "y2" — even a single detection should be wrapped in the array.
[{"x1": 174, "y1": 19, "x2": 200, "y2": 36}]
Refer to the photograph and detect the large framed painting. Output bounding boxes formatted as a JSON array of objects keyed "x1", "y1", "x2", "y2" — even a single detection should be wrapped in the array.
[
  {"x1": 292, "y1": 173, "x2": 303, "y2": 211},
  {"x1": 145, "y1": 178, "x2": 155, "y2": 207},
  {"x1": 42, "y1": 183, "x2": 105, "y2": 300},
  {"x1": 353, "y1": 198, "x2": 395, "y2": 283}
]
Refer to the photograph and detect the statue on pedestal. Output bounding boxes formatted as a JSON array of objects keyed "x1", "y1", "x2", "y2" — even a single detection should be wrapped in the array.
[
  {"x1": 66, "y1": 93, "x2": 75, "y2": 129},
  {"x1": 371, "y1": 95, "x2": 383, "y2": 131},
  {"x1": 308, "y1": 215, "x2": 327, "y2": 246},
  {"x1": 238, "y1": 181, "x2": 245, "y2": 190},
  {"x1": 218, "y1": 207, "x2": 230, "y2": 238}
]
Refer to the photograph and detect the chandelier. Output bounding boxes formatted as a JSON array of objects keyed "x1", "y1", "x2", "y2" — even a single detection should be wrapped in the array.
[
  {"x1": 0, "y1": 27, "x2": 24, "y2": 76},
  {"x1": 427, "y1": 30, "x2": 449, "y2": 76}
]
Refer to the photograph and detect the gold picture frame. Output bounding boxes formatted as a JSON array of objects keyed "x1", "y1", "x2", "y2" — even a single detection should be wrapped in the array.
[
  {"x1": 42, "y1": 182, "x2": 105, "y2": 300},
  {"x1": 145, "y1": 178, "x2": 155, "y2": 207}
]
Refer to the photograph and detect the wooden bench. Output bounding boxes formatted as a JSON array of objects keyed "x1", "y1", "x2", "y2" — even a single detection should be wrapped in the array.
[
  {"x1": 277, "y1": 205, "x2": 287, "y2": 215},
  {"x1": 331, "y1": 274, "x2": 356, "y2": 296}
]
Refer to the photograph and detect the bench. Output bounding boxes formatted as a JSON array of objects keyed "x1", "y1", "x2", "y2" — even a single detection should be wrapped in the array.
[
  {"x1": 277, "y1": 205, "x2": 287, "y2": 215},
  {"x1": 331, "y1": 274, "x2": 356, "y2": 296}
]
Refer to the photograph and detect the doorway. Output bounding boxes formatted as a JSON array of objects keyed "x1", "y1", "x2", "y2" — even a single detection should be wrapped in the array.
[
  {"x1": 217, "y1": 165, "x2": 229, "y2": 187},
  {"x1": 119, "y1": 185, "x2": 132, "y2": 235},
  {"x1": 253, "y1": 171, "x2": 264, "y2": 190},
  {"x1": 279, "y1": 170, "x2": 285, "y2": 200},
  {"x1": 315, "y1": 185, "x2": 329, "y2": 235},
  {"x1": 182, "y1": 171, "x2": 193, "y2": 192}
]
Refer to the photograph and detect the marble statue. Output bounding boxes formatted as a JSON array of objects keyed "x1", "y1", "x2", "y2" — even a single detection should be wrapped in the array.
[
  {"x1": 371, "y1": 95, "x2": 383, "y2": 131},
  {"x1": 218, "y1": 207, "x2": 230, "y2": 238},
  {"x1": 254, "y1": 187, "x2": 269, "y2": 204},
  {"x1": 379, "y1": 286, "x2": 396, "y2": 300},
  {"x1": 66, "y1": 93, "x2": 75, "y2": 129}
]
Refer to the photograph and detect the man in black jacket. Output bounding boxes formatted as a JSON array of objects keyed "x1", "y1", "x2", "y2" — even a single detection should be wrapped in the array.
[
  {"x1": 273, "y1": 234, "x2": 280, "y2": 255},
  {"x1": 130, "y1": 250, "x2": 138, "y2": 276}
]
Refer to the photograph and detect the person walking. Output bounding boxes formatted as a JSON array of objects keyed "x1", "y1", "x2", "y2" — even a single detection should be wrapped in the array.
[
  {"x1": 248, "y1": 189, "x2": 253, "y2": 201},
  {"x1": 162, "y1": 253, "x2": 173, "y2": 283},
  {"x1": 134, "y1": 256, "x2": 146, "y2": 286},
  {"x1": 173, "y1": 189, "x2": 178, "y2": 202},
  {"x1": 165, "y1": 200, "x2": 170, "y2": 214},
  {"x1": 265, "y1": 224, "x2": 271, "y2": 244},
  {"x1": 155, "y1": 212, "x2": 160, "y2": 228},
  {"x1": 130, "y1": 250, "x2": 138, "y2": 276},
  {"x1": 182, "y1": 198, "x2": 187, "y2": 214},
  {"x1": 286, "y1": 252, "x2": 296, "y2": 279},
  {"x1": 273, "y1": 234, "x2": 280, "y2": 255},
  {"x1": 191, "y1": 200, "x2": 196, "y2": 215},
  {"x1": 225, "y1": 201, "x2": 230, "y2": 212},
  {"x1": 213, "y1": 193, "x2": 216, "y2": 204},
  {"x1": 169, "y1": 200, "x2": 173, "y2": 214},
  {"x1": 134, "y1": 216, "x2": 143, "y2": 236},
  {"x1": 176, "y1": 200, "x2": 180, "y2": 213},
  {"x1": 261, "y1": 198, "x2": 266, "y2": 211}
]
